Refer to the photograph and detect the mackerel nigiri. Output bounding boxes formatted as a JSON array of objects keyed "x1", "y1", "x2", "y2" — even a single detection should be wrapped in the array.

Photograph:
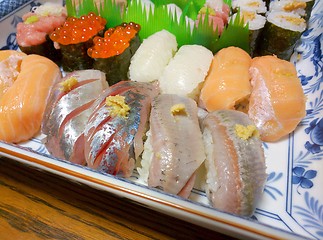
[
  {"x1": 42, "y1": 70, "x2": 108, "y2": 164},
  {"x1": 201, "y1": 110, "x2": 267, "y2": 216},
  {"x1": 139, "y1": 94, "x2": 206, "y2": 198},
  {"x1": 84, "y1": 81, "x2": 159, "y2": 177}
]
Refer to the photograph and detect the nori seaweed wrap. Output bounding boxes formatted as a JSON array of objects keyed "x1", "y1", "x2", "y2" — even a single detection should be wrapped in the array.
[
  {"x1": 50, "y1": 12, "x2": 106, "y2": 72},
  {"x1": 231, "y1": 11, "x2": 266, "y2": 57},
  {"x1": 88, "y1": 22, "x2": 141, "y2": 85},
  {"x1": 16, "y1": 3, "x2": 67, "y2": 63},
  {"x1": 257, "y1": 11, "x2": 306, "y2": 60}
]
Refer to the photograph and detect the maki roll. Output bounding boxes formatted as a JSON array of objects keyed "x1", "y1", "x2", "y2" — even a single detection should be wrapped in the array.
[
  {"x1": 231, "y1": 0, "x2": 267, "y2": 14},
  {"x1": 257, "y1": 11, "x2": 306, "y2": 60},
  {"x1": 269, "y1": 0, "x2": 315, "y2": 21},
  {"x1": 50, "y1": 12, "x2": 106, "y2": 72},
  {"x1": 87, "y1": 22, "x2": 141, "y2": 85},
  {"x1": 231, "y1": 11, "x2": 266, "y2": 57},
  {"x1": 16, "y1": 3, "x2": 67, "y2": 62}
]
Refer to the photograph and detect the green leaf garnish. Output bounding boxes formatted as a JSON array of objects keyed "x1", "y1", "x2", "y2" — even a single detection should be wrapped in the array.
[{"x1": 65, "y1": 0, "x2": 249, "y2": 53}]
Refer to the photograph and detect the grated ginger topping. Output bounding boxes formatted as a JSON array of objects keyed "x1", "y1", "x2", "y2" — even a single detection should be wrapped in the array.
[
  {"x1": 60, "y1": 76, "x2": 78, "y2": 92},
  {"x1": 235, "y1": 124, "x2": 259, "y2": 140},
  {"x1": 106, "y1": 95, "x2": 130, "y2": 118}
]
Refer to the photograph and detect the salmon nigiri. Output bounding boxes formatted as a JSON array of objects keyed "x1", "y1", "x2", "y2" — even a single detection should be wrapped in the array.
[
  {"x1": 0, "y1": 54, "x2": 61, "y2": 143},
  {"x1": 199, "y1": 46, "x2": 252, "y2": 112},
  {"x1": 0, "y1": 50, "x2": 26, "y2": 98},
  {"x1": 248, "y1": 55, "x2": 306, "y2": 142}
]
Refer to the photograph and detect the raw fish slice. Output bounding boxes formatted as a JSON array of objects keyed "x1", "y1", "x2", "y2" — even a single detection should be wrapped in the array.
[
  {"x1": 84, "y1": 81, "x2": 159, "y2": 177},
  {"x1": 129, "y1": 30, "x2": 178, "y2": 83},
  {"x1": 201, "y1": 110, "x2": 267, "y2": 216},
  {"x1": 0, "y1": 54, "x2": 61, "y2": 143},
  {"x1": 248, "y1": 55, "x2": 306, "y2": 141},
  {"x1": 158, "y1": 45, "x2": 213, "y2": 100},
  {"x1": 42, "y1": 70, "x2": 108, "y2": 134},
  {"x1": 0, "y1": 51, "x2": 26, "y2": 98},
  {"x1": 199, "y1": 46, "x2": 252, "y2": 112},
  {"x1": 145, "y1": 94, "x2": 206, "y2": 198},
  {"x1": 42, "y1": 70, "x2": 107, "y2": 163}
]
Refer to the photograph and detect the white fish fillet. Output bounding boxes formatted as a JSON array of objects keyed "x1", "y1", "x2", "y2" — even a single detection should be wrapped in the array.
[
  {"x1": 158, "y1": 45, "x2": 213, "y2": 100},
  {"x1": 129, "y1": 30, "x2": 177, "y2": 83}
]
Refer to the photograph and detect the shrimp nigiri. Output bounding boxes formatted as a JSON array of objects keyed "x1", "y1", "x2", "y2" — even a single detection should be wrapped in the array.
[
  {"x1": 0, "y1": 54, "x2": 61, "y2": 143},
  {"x1": 248, "y1": 55, "x2": 306, "y2": 142},
  {"x1": 199, "y1": 46, "x2": 252, "y2": 112}
]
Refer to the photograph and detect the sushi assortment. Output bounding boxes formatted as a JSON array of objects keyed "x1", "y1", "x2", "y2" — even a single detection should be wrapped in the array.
[
  {"x1": 230, "y1": 0, "x2": 314, "y2": 58},
  {"x1": 0, "y1": 0, "x2": 311, "y2": 217}
]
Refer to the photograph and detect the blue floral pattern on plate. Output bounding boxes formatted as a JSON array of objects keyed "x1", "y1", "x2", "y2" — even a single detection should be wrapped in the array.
[{"x1": 0, "y1": 0, "x2": 322, "y2": 239}]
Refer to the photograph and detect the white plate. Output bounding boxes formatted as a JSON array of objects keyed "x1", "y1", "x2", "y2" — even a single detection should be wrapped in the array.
[{"x1": 0, "y1": 1, "x2": 322, "y2": 239}]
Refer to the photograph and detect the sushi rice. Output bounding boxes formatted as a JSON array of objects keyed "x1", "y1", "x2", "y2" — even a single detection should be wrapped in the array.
[
  {"x1": 266, "y1": 11, "x2": 306, "y2": 32},
  {"x1": 232, "y1": 0, "x2": 267, "y2": 14}
]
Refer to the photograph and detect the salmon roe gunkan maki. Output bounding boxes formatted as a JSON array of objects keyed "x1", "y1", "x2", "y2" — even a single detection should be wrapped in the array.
[
  {"x1": 50, "y1": 12, "x2": 106, "y2": 72},
  {"x1": 88, "y1": 22, "x2": 141, "y2": 85}
]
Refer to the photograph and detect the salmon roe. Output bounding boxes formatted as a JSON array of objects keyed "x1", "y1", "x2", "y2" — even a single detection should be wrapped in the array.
[
  {"x1": 87, "y1": 22, "x2": 140, "y2": 58},
  {"x1": 50, "y1": 12, "x2": 106, "y2": 45}
]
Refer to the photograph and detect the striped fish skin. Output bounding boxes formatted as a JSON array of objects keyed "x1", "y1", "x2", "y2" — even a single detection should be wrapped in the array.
[
  {"x1": 148, "y1": 94, "x2": 206, "y2": 198},
  {"x1": 84, "y1": 81, "x2": 159, "y2": 177},
  {"x1": 201, "y1": 110, "x2": 267, "y2": 216},
  {"x1": 42, "y1": 70, "x2": 108, "y2": 164}
]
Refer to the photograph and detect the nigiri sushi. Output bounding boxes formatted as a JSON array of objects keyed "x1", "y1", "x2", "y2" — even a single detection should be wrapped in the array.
[
  {"x1": 138, "y1": 94, "x2": 206, "y2": 198},
  {"x1": 42, "y1": 70, "x2": 108, "y2": 164},
  {"x1": 248, "y1": 55, "x2": 306, "y2": 142},
  {"x1": 0, "y1": 50, "x2": 26, "y2": 98},
  {"x1": 129, "y1": 30, "x2": 178, "y2": 83},
  {"x1": 84, "y1": 81, "x2": 159, "y2": 178},
  {"x1": 0, "y1": 54, "x2": 61, "y2": 143},
  {"x1": 199, "y1": 46, "x2": 252, "y2": 112},
  {"x1": 158, "y1": 45, "x2": 213, "y2": 101},
  {"x1": 201, "y1": 110, "x2": 267, "y2": 216}
]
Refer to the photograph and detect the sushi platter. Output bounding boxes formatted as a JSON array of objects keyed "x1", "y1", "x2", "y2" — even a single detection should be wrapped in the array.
[{"x1": 0, "y1": 0, "x2": 322, "y2": 239}]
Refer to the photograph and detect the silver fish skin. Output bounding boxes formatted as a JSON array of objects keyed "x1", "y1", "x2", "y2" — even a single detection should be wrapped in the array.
[
  {"x1": 84, "y1": 81, "x2": 159, "y2": 178},
  {"x1": 42, "y1": 70, "x2": 108, "y2": 163},
  {"x1": 201, "y1": 110, "x2": 267, "y2": 216},
  {"x1": 148, "y1": 94, "x2": 206, "y2": 198}
]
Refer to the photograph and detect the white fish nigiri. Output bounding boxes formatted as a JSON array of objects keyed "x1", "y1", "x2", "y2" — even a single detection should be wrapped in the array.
[
  {"x1": 129, "y1": 30, "x2": 177, "y2": 83},
  {"x1": 139, "y1": 94, "x2": 206, "y2": 198},
  {"x1": 201, "y1": 110, "x2": 267, "y2": 216},
  {"x1": 158, "y1": 45, "x2": 213, "y2": 100}
]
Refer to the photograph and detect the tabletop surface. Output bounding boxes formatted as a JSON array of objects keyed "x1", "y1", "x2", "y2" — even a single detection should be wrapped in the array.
[{"x1": 0, "y1": 157, "x2": 237, "y2": 240}]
